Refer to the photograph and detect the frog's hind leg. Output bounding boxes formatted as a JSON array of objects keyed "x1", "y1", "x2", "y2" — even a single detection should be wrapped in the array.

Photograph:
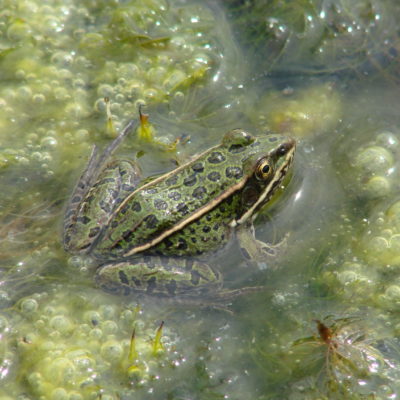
[
  {"x1": 95, "y1": 257, "x2": 223, "y2": 297},
  {"x1": 63, "y1": 120, "x2": 139, "y2": 253},
  {"x1": 64, "y1": 120, "x2": 137, "y2": 211}
]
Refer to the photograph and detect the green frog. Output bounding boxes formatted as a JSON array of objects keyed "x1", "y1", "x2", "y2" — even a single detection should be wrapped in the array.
[{"x1": 63, "y1": 121, "x2": 296, "y2": 297}]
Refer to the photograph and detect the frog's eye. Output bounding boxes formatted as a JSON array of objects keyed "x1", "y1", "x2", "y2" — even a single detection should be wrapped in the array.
[
  {"x1": 222, "y1": 129, "x2": 255, "y2": 150},
  {"x1": 255, "y1": 158, "x2": 273, "y2": 180}
]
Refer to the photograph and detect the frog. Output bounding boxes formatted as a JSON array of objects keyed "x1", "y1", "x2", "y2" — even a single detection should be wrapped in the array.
[{"x1": 63, "y1": 120, "x2": 296, "y2": 298}]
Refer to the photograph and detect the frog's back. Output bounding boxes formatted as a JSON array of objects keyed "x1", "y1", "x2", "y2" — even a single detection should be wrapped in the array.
[{"x1": 93, "y1": 142, "x2": 251, "y2": 259}]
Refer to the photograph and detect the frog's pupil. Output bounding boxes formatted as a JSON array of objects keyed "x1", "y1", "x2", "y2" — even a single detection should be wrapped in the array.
[{"x1": 262, "y1": 164, "x2": 270, "y2": 174}]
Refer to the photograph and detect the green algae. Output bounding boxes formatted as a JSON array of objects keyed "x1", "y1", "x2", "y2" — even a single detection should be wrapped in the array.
[
  {"x1": 2, "y1": 287, "x2": 183, "y2": 399},
  {"x1": 250, "y1": 83, "x2": 342, "y2": 138}
]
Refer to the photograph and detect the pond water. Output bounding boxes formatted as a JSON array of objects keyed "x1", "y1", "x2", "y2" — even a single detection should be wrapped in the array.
[{"x1": 1, "y1": 0, "x2": 400, "y2": 399}]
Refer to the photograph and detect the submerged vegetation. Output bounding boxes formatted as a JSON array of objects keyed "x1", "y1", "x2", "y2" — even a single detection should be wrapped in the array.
[
  {"x1": 225, "y1": 0, "x2": 400, "y2": 78},
  {"x1": 1, "y1": 0, "x2": 400, "y2": 399}
]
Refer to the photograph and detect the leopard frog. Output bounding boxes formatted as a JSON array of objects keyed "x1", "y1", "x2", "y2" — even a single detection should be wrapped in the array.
[{"x1": 63, "y1": 121, "x2": 296, "y2": 297}]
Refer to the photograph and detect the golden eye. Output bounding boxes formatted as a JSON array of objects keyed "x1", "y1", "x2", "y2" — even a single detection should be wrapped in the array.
[{"x1": 256, "y1": 159, "x2": 272, "y2": 180}]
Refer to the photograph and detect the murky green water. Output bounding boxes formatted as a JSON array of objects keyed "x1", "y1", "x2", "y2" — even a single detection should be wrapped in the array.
[{"x1": 1, "y1": 0, "x2": 400, "y2": 399}]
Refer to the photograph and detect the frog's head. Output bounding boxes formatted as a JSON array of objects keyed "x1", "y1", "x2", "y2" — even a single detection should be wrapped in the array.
[{"x1": 222, "y1": 129, "x2": 296, "y2": 225}]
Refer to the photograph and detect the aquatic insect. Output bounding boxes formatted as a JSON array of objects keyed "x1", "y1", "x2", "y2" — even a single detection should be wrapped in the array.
[
  {"x1": 315, "y1": 319, "x2": 338, "y2": 349},
  {"x1": 290, "y1": 316, "x2": 391, "y2": 397}
]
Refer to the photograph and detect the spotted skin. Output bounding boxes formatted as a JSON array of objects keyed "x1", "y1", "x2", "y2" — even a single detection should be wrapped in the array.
[
  {"x1": 64, "y1": 125, "x2": 296, "y2": 297},
  {"x1": 93, "y1": 150, "x2": 244, "y2": 259},
  {"x1": 149, "y1": 194, "x2": 238, "y2": 257},
  {"x1": 95, "y1": 257, "x2": 222, "y2": 297},
  {"x1": 64, "y1": 160, "x2": 141, "y2": 253},
  {"x1": 92, "y1": 135, "x2": 290, "y2": 260}
]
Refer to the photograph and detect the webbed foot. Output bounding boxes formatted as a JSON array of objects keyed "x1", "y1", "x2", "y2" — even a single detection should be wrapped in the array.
[{"x1": 236, "y1": 221, "x2": 289, "y2": 270}]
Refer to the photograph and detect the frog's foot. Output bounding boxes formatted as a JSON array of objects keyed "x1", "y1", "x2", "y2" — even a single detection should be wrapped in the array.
[
  {"x1": 236, "y1": 222, "x2": 289, "y2": 270},
  {"x1": 211, "y1": 285, "x2": 266, "y2": 302},
  {"x1": 137, "y1": 105, "x2": 190, "y2": 154},
  {"x1": 173, "y1": 285, "x2": 266, "y2": 312}
]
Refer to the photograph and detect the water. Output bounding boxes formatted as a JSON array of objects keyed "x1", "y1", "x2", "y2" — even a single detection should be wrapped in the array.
[{"x1": 1, "y1": 0, "x2": 400, "y2": 398}]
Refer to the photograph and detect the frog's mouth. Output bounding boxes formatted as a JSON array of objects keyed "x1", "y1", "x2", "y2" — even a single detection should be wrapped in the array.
[{"x1": 234, "y1": 139, "x2": 296, "y2": 226}]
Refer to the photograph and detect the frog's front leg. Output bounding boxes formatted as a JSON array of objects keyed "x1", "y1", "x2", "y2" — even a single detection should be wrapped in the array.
[
  {"x1": 95, "y1": 257, "x2": 222, "y2": 297},
  {"x1": 236, "y1": 220, "x2": 288, "y2": 270},
  {"x1": 63, "y1": 159, "x2": 141, "y2": 254}
]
